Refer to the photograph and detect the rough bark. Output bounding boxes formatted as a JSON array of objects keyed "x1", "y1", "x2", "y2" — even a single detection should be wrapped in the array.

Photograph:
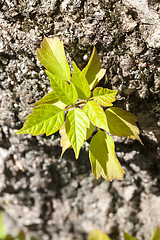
[{"x1": 0, "y1": 0, "x2": 160, "y2": 240}]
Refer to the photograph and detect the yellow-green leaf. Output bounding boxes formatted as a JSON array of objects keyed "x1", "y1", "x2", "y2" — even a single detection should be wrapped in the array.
[
  {"x1": 150, "y1": 226, "x2": 160, "y2": 240},
  {"x1": 82, "y1": 47, "x2": 106, "y2": 90},
  {"x1": 37, "y1": 36, "x2": 71, "y2": 82},
  {"x1": 86, "y1": 122, "x2": 95, "y2": 140},
  {"x1": 72, "y1": 61, "x2": 91, "y2": 99},
  {"x1": 105, "y1": 107, "x2": 142, "y2": 143},
  {"x1": 60, "y1": 121, "x2": 94, "y2": 157},
  {"x1": 93, "y1": 87, "x2": 117, "y2": 106},
  {"x1": 33, "y1": 91, "x2": 58, "y2": 106},
  {"x1": 59, "y1": 123, "x2": 72, "y2": 157},
  {"x1": 89, "y1": 68, "x2": 106, "y2": 90},
  {"x1": 89, "y1": 129, "x2": 125, "y2": 181},
  {"x1": 46, "y1": 70, "x2": 78, "y2": 105},
  {"x1": 33, "y1": 91, "x2": 67, "y2": 109},
  {"x1": 53, "y1": 101, "x2": 67, "y2": 109},
  {"x1": 15, "y1": 104, "x2": 64, "y2": 136},
  {"x1": 17, "y1": 231, "x2": 26, "y2": 240},
  {"x1": 83, "y1": 100, "x2": 109, "y2": 132},
  {"x1": 88, "y1": 229, "x2": 111, "y2": 240},
  {"x1": 65, "y1": 108, "x2": 90, "y2": 159},
  {"x1": 123, "y1": 232, "x2": 136, "y2": 240}
]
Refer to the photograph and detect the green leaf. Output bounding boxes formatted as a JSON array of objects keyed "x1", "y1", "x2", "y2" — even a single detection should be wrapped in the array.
[
  {"x1": 89, "y1": 129, "x2": 125, "y2": 181},
  {"x1": 0, "y1": 211, "x2": 7, "y2": 239},
  {"x1": 93, "y1": 87, "x2": 117, "y2": 106},
  {"x1": 105, "y1": 107, "x2": 142, "y2": 143},
  {"x1": 82, "y1": 47, "x2": 106, "y2": 90},
  {"x1": 150, "y1": 226, "x2": 160, "y2": 240},
  {"x1": 59, "y1": 123, "x2": 72, "y2": 157},
  {"x1": 52, "y1": 100, "x2": 67, "y2": 109},
  {"x1": 17, "y1": 231, "x2": 25, "y2": 240},
  {"x1": 83, "y1": 100, "x2": 109, "y2": 132},
  {"x1": 15, "y1": 104, "x2": 64, "y2": 136},
  {"x1": 88, "y1": 229, "x2": 111, "y2": 240},
  {"x1": 33, "y1": 91, "x2": 58, "y2": 105},
  {"x1": 33, "y1": 91, "x2": 67, "y2": 109},
  {"x1": 60, "y1": 121, "x2": 94, "y2": 157},
  {"x1": 37, "y1": 36, "x2": 71, "y2": 82},
  {"x1": 46, "y1": 70, "x2": 78, "y2": 105},
  {"x1": 88, "y1": 68, "x2": 106, "y2": 91},
  {"x1": 72, "y1": 61, "x2": 91, "y2": 99},
  {"x1": 5, "y1": 235, "x2": 15, "y2": 240},
  {"x1": 123, "y1": 232, "x2": 136, "y2": 240},
  {"x1": 65, "y1": 108, "x2": 90, "y2": 159},
  {"x1": 86, "y1": 122, "x2": 94, "y2": 140}
]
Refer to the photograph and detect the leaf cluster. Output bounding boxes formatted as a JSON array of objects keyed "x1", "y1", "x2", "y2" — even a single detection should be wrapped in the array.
[{"x1": 16, "y1": 36, "x2": 142, "y2": 181}]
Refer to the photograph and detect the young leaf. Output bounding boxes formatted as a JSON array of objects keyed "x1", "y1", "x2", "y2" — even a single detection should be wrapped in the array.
[
  {"x1": 123, "y1": 232, "x2": 136, "y2": 240},
  {"x1": 87, "y1": 68, "x2": 106, "y2": 91},
  {"x1": 60, "y1": 121, "x2": 94, "y2": 157},
  {"x1": 82, "y1": 47, "x2": 106, "y2": 90},
  {"x1": 15, "y1": 104, "x2": 64, "y2": 136},
  {"x1": 17, "y1": 231, "x2": 26, "y2": 240},
  {"x1": 65, "y1": 108, "x2": 90, "y2": 159},
  {"x1": 37, "y1": 36, "x2": 71, "y2": 82},
  {"x1": 46, "y1": 70, "x2": 78, "y2": 105},
  {"x1": 150, "y1": 226, "x2": 160, "y2": 240},
  {"x1": 86, "y1": 122, "x2": 95, "y2": 140},
  {"x1": 88, "y1": 229, "x2": 111, "y2": 240},
  {"x1": 33, "y1": 91, "x2": 67, "y2": 109},
  {"x1": 83, "y1": 100, "x2": 109, "y2": 132},
  {"x1": 89, "y1": 129, "x2": 125, "y2": 181},
  {"x1": 72, "y1": 61, "x2": 91, "y2": 99},
  {"x1": 105, "y1": 107, "x2": 142, "y2": 143},
  {"x1": 59, "y1": 123, "x2": 72, "y2": 157},
  {"x1": 52, "y1": 100, "x2": 67, "y2": 109},
  {"x1": 93, "y1": 87, "x2": 117, "y2": 106},
  {"x1": 5, "y1": 235, "x2": 15, "y2": 240},
  {"x1": 88, "y1": 68, "x2": 106, "y2": 91},
  {"x1": 33, "y1": 91, "x2": 58, "y2": 106}
]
